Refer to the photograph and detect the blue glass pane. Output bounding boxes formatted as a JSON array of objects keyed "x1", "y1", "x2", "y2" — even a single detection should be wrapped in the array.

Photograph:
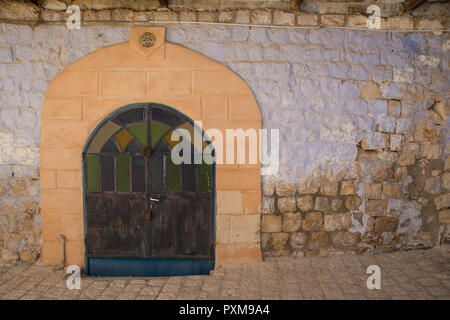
[{"x1": 113, "y1": 108, "x2": 146, "y2": 126}]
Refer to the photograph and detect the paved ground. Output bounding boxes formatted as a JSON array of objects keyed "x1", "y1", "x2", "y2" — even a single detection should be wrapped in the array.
[{"x1": 0, "y1": 247, "x2": 449, "y2": 300}]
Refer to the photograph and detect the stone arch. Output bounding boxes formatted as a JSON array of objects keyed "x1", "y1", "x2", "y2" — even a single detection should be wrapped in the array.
[{"x1": 40, "y1": 27, "x2": 262, "y2": 267}]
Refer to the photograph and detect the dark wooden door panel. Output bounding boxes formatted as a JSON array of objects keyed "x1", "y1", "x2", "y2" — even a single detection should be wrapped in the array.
[
  {"x1": 86, "y1": 193, "x2": 147, "y2": 257},
  {"x1": 150, "y1": 193, "x2": 212, "y2": 257}
]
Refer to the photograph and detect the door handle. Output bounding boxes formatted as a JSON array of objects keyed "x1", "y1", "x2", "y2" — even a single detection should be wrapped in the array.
[{"x1": 150, "y1": 197, "x2": 159, "y2": 202}]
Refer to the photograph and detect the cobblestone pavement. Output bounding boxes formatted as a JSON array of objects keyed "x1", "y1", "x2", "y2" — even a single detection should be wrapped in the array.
[{"x1": 0, "y1": 248, "x2": 449, "y2": 300}]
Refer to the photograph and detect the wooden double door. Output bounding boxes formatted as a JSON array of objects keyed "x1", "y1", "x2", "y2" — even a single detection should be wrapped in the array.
[{"x1": 83, "y1": 103, "x2": 215, "y2": 276}]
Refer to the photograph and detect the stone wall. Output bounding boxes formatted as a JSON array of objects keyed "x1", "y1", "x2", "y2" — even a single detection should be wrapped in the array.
[
  {"x1": 0, "y1": 0, "x2": 448, "y2": 31},
  {"x1": 0, "y1": 21, "x2": 449, "y2": 262}
]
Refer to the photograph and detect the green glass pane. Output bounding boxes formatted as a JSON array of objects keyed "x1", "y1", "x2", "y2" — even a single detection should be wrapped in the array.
[
  {"x1": 198, "y1": 162, "x2": 212, "y2": 192},
  {"x1": 86, "y1": 155, "x2": 100, "y2": 192},
  {"x1": 166, "y1": 156, "x2": 180, "y2": 192},
  {"x1": 151, "y1": 121, "x2": 169, "y2": 148},
  {"x1": 128, "y1": 123, "x2": 147, "y2": 147},
  {"x1": 117, "y1": 154, "x2": 130, "y2": 192}
]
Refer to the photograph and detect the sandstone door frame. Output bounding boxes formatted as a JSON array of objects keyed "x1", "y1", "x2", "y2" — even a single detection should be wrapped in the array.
[{"x1": 40, "y1": 26, "x2": 263, "y2": 267}]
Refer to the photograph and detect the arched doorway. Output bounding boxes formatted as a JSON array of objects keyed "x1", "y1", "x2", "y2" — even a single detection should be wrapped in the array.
[
  {"x1": 40, "y1": 26, "x2": 262, "y2": 268},
  {"x1": 83, "y1": 103, "x2": 215, "y2": 276}
]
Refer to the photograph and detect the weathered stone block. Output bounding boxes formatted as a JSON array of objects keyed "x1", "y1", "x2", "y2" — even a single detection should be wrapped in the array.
[
  {"x1": 365, "y1": 200, "x2": 388, "y2": 216},
  {"x1": 360, "y1": 82, "x2": 381, "y2": 99},
  {"x1": 374, "y1": 217, "x2": 398, "y2": 234},
  {"x1": 378, "y1": 116, "x2": 396, "y2": 133},
  {"x1": 216, "y1": 11, "x2": 232, "y2": 23},
  {"x1": 361, "y1": 132, "x2": 387, "y2": 150},
  {"x1": 263, "y1": 182, "x2": 275, "y2": 196},
  {"x1": 387, "y1": 16, "x2": 414, "y2": 30},
  {"x1": 439, "y1": 210, "x2": 450, "y2": 224},
  {"x1": 365, "y1": 183, "x2": 382, "y2": 199},
  {"x1": 276, "y1": 182, "x2": 296, "y2": 197},
  {"x1": 271, "y1": 232, "x2": 290, "y2": 251},
  {"x1": 383, "y1": 184, "x2": 403, "y2": 198},
  {"x1": 18, "y1": 249, "x2": 39, "y2": 262},
  {"x1": 320, "y1": 14, "x2": 344, "y2": 26},
  {"x1": 373, "y1": 162, "x2": 394, "y2": 183},
  {"x1": 197, "y1": 12, "x2": 215, "y2": 22},
  {"x1": 324, "y1": 213, "x2": 351, "y2": 232},
  {"x1": 415, "y1": 17, "x2": 443, "y2": 30},
  {"x1": 331, "y1": 199, "x2": 344, "y2": 211},
  {"x1": 390, "y1": 134, "x2": 405, "y2": 151},
  {"x1": 314, "y1": 197, "x2": 329, "y2": 212},
  {"x1": 261, "y1": 232, "x2": 271, "y2": 249},
  {"x1": 347, "y1": 15, "x2": 367, "y2": 28},
  {"x1": 0, "y1": 47, "x2": 13, "y2": 63},
  {"x1": 277, "y1": 196, "x2": 296, "y2": 213},
  {"x1": 261, "y1": 215, "x2": 282, "y2": 233},
  {"x1": 0, "y1": 1, "x2": 39, "y2": 21},
  {"x1": 235, "y1": 9, "x2": 250, "y2": 24},
  {"x1": 297, "y1": 13, "x2": 318, "y2": 26},
  {"x1": 251, "y1": 9, "x2": 271, "y2": 25},
  {"x1": 282, "y1": 212, "x2": 302, "y2": 232},
  {"x1": 443, "y1": 172, "x2": 450, "y2": 190},
  {"x1": 289, "y1": 232, "x2": 306, "y2": 250},
  {"x1": 393, "y1": 67, "x2": 414, "y2": 83},
  {"x1": 320, "y1": 182, "x2": 338, "y2": 196},
  {"x1": 387, "y1": 100, "x2": 401, "y2": 117},
  {"x1": 110, "y1": 8, "x2": 133, "y2": 21},
  {"x1": 1, "y1": 248, "x2": 18, "y2": 262},
  {"x1": 424, "y1": 177, "x2": 441, "y2": 195},
  {"x1": 432, "y1": 170, "x2": 442, "y2": 177},
  {"x1": 398, "y1": 153, "x2": 416, "y2": 166},
  {"x1": 331, "y1": 232, "x2": 360, "y2": 247},
  {"x1": 273, "y1": 10, "x2": 294, "y2": 26},
  {"x1": 297, "y1": 180, "x2": 319, "y2": 194},
  {"x1": 179, "y1": 11, "x2": 197, "y2": 22},
  {"x1": 395, "y1": 118, "x2": 411, "y2": 134},
  {"x1": 421, "y1": 143, "x2": 442, "y2": 160},
  {"x1": 297, "y1": 195, "x2": 313, "y2": 212},
  {"x1": 345, "y1": 196, "x2": 362, "y2": 210},
  {"x1": 303, "y1": 212, "x2": 323, "y2": 231},
  {"x1": 381, "y1": 82, "x2": 407, "y2": 100},
  {"x1": 340, "y1": 180, "x2": 358, "y2": 196},
  {"x1": 308, "y1": 231, "x2": 328, "y2": 249},
  {"x1": 260, "y1": 197, "x2": 275, "y2": 214},
  {"x1": 373, "y1": 65, "x2": 393, "y2": 82}
]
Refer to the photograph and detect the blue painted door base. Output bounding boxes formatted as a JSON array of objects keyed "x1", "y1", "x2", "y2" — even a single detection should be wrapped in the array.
[{"x1": 87, "y1": 257, "x2": 213, "y2": 277}]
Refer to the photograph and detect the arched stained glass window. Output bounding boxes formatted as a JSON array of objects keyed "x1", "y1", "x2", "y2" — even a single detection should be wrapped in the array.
[{"x1": 83, "y1": 104, "x2": 214, "y2": 194}]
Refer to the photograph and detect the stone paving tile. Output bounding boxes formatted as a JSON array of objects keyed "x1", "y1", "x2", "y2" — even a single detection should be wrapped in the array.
[{"x1": 0, "y1": 247, "x2": 449, "y2": 300}]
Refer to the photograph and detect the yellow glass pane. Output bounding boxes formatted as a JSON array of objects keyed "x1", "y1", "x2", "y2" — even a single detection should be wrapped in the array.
[
  {"x1": 114, "y1": 129, "x2": 133, "y2": 152},
  {"x1": 164, "y1": 129, "x2": 182, "y2": 148},
  {"x1": 164, "y1": 122, "x2": 207, "y2": 152}
]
